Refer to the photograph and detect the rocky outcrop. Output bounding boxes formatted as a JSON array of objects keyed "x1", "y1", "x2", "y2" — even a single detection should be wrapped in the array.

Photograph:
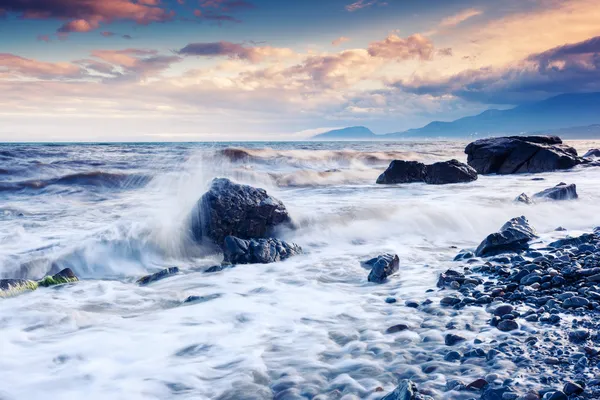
[
  {"x1": 533, "y1": 183, "x2": 578, "y2": 201},
  {"x1": 464, "y1": 136, "x2": 581, "y2": 174},
  {"x1": 137, "y1": 267, "x2": 180, "y2": 286},
  {"x1": 362, "y1": 253, "x2": 400, "y2": 283},
  {"x1": 424, "y1": 159, "x2": 478, "y2": 185},
  {"x1": 475, "y1": 216, "x2": 538, "y2": 257},
  {"x1": 377, "y1": 159, "x2": 477, "y2": 185},
  {"x1": 376, "y1": 160, "x2": 426, "y2": 184},
  {"x1": 223, "y1": 236, "x2": 302, "y2": 265},
  {"x1": 191, "y1": 178, "x2": 292, "y2": 245}
]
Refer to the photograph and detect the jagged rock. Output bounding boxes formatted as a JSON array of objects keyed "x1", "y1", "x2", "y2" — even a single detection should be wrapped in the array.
[
  {"x1": 377, "y1": 159, "x2": 477, "y2": 185},
  {"x1": 223, "y1": 236, "x2": 301, "y2": 264},
  {"x1": 38, "y1": 268, "x2": 79, "y2": 287},
  {"x1": 363, "y1": 253, "x2": 400, "y2": 283},
  {"x1": 0, "y1": 279, "x2": 38, "y2": 297},
  {"x1": 377, "y1": 160, "x2": 427, "y2": 184},
  {"x1": 533, "y1": 183, "x2": 578, "y2": 201},
  {"x1": 514, "y1": 193, "x2": 534, "y2": 204},
  {"x1": 583, "y1": 149, "x2": 600, "y2": 158},
  {"x1": 475, "y1": 216, "x2": 538, "y2": 257},
  {"x1": 464, "y1": 136, "x2": 581, "y2": 174},
  {"x1": 137, "y1": 267, "x2": 180, "y2": 286},
  {"x1": 190, "y1": 178, "x2": 292, "y2": 245},
  {"x1": 380, "y1": 380, "x2": 433, "y2": 400}
]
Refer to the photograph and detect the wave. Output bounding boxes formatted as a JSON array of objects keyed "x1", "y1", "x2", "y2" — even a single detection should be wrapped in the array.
[{"x1": 0, "y1": 171, "x2": 152, "y2": 193}]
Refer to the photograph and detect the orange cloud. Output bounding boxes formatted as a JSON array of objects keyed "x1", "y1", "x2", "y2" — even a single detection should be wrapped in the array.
[{"x1": 0, "y1": 53, "x2": 82, "y2": 79}]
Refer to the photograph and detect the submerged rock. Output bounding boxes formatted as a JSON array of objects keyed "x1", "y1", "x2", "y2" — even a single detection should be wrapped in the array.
[
  {"x1": 377, "y1": 159, "x2": 477, "y2": 185},
  {"x1": 376, "y1": 160, "x2": 427, "y2": 184},
  {"x1": 38, "y1": 268, "x2": 78, "y2": 287},
  {"x1": 533, "y1": 183, "x2": 578, "y2": 201},
  {"x1": 475, "y1": 216, "x2": 538, "y2": 257},
  {"x1": 0, "y1": 279, "x2": 38, "y2": 297},
  {"x1": 223, "y1": 236, "x2": 301, "y2": 265},
  {"x1": 514, "y1": 193, "x2": 534, "y2": 205},
  {"x1": 363, "y1": 253, "x2": 400, "y2": 283},
  {"x1": 137, "y1": 267, "x2": 180, "y2": 286},
  {"x1": 424, "y1": 159, "x2": 478, "y2": 185},
  {"x1": 190, "y1": 178, "x2": 292, "y2": 245},
  {"x1": 464, "y1": 136, "x2": 581, "y2": 174}
]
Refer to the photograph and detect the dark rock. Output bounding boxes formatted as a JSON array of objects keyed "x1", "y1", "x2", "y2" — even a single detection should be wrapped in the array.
[
  {"x1": 444, "y1": 351, "x2": 462, "y2": 362},
  {"x1": 583, "y1": 148, "x2": 600, "y2": 158},
  {"x1": 184, "y1": 293, "x2": 222, "y2": 303},
  {"x1": 423, "y1": 159, "x2": 478, "y2": 185},
  {"x1": 563, "y1": 381, "x2": 584, "y2": 396},
  {"x1": 376, "y1": 160, "x2": 427, "y2": 184},
  {"x1": 481, "y1": 386, "x2": 514, "y2": 400},
  {"x1": 547, "y1": 391, "x2": 567, "y2": 400},
  {"x1": 441, "y1": 296, "x2": 461, "y2": 307},
  {"x1": 445, "y1": 333, "x2": 466, "y2": 346},
  {"x1": 533, "y1": 183, "x2": 578, "y2": 201},
  {"x1": 191, "y1": 178, "x2": 292, "y2": 245},
  {"x1": 515, "y1": 193, "x2": 534, "y2": 204},
  {"x1": 385, "y1": 297, "x2": 397, "y2": 304},
  {"x1": 497, "y1": 320, "x2": 519, "y2": 332},
  {"x1": 223, "y1": 236, "x2": 301, "y2": 265},
  {"x1": 563, "y1": 296, "x2": 589, "y2": 308},
  {"x1": 549, "y1": 233, "x2": 597, "y2": 248},
  {"x1": 466, "y1": 379, "x2": 488, "y2": 390},
  {"x1": 38, "y1": 268, "x2": 79, "y2": 287},
  {"x1": 464, "y1": 136, "x2": 581, "y2": 175},
  {"x1": 137, "y1": 267, "x2": 180, "y2": 286},
  {"x1": 493, "y1": 304, "x2": 514, "y2": 317},
  {"x1": 569, "y1": 329, "x2": 590, "y2": 343},
  {"x1": 363, "y1": 254, "x2": 400, "y2": 283},
  {"x1": 0, "y1": 278, "x2": 38, "y2": 297},
  {"x1": 204, "y1": 265, "x2": 227, "y2": 273},
  {"x1": 475, "y1": 216, "x2": 538, "y2": 257},
  {"x1": 386, "y1": 324, "x2": 410, "y2": 334},
  {"x1": 380, "y1": 379, "x2": 432, "y2": 400}
]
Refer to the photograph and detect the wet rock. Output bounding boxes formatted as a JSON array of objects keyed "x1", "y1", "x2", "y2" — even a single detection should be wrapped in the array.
[
  {"x1": 363, "y1": 254, "x2": 400, "y2": 283},
  {"x1": 475, "y1": 216, "x2": 538, "y2": 257},
  {"x1": 583, "y1": 148, "x2": 600, "y2": 158},
  {"x1": 563, "y1": 381, "x2": 584, "y2": 396},
  {"x1": 515, "y1": 193, "x2": 534, "y2": 205},
  {"x1": 549, "y1": 233, "x2": 597, "y2": 248},
  {"x1": 223, "y1": 236, "x2": 301, "y2": 265},
  {"x1": 380, "y1": 379, "x2": 432, "y2": 400},
  {"x1": 37, "y1": 268, "x2": 79, "y2": 287},
  {"x1": 563, "y1": 296, "x2": 589, "y2": 308},
  {"x1": 497, "y1": 320, "x2": 519, "y2": 332},
  {"x1": 385, "y1": 297, "x2": 397, "y2": 304},
  {"x1": 546, "y1": 391, "x2": 567, "y2": 400},
  {"x1": 466, "y1": 379, "x2": 488, "y2": 390},
  {"x1": 445, "y1": 333, "x2": 466, "y2": 346},
  {"x1": 386, "y1": 324, "x2": 410, "y2": 334},
  {"x1": 137, "y1": 267, "x2": 180, "y2": 286},
  {"x1": 568, "y1": 329, "x2": 590, "y2": 343},
  {"x1": 376, "y1": 160, "x2": 427, "y2": 184},
  {"x1": 0, "y1": 278, "x2": 38, "y2": 297},
  {"x1": 493, "y1": 304, "x2": 514, "y2": 317},
  {"x1": 441, "y1": 296, "x2": 462, "y2": 307},
  {"x1": 464, "y1": 136, "x2": 581, "y2": 175},
  {"x1": 533, "y1": 183, "x2": 578, "y2": 201},
  {"x1": 190, "y1": 178, "x2": 292, "y2": 245},
  {"x1": 481, "y1": 386, "x2": 514, "y2": 400},
  {"x1": 423, "y1": 159, "x2": 478, "y2": 185},
  {"x1": 444, "y1": 351, "x2": 462, "y2": 362}
]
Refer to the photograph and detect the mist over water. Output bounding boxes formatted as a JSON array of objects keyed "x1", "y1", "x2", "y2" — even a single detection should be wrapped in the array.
[{"x1": 1, "y1": 140, "x2": 600, "y2": 400}]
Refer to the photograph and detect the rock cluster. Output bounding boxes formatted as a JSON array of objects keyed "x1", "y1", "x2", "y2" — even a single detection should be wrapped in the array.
[
  {"x1": 0, "y1": 268, "x2": 79, "y2": 298},
  {"x1": 376, "y1": 159, "x2": 477, "y2": 185}
]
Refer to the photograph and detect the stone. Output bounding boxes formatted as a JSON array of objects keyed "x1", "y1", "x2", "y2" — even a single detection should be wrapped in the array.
[
  {"x1": 0, "y1": 279, "x2": 38, "y2": 297},
  {"x1": 583, "y1": 148, "x2": 600, "y2": 158},
  {"x1": 569, "y1": 329, "x2": 590, "y2": 343},
  {"x1": 223, "y1": 236, "x2": 301, "y2": 265},
  {"x1": 190, "y1": 178, "x2": 292, "y2": 245},
  {"x1": 423, "y1": 159, "x2": 478, "y2": 185},
  {"x1": 563, "y1": 382, "x2": 584, "y2": 396},
  {"x1": 386, "y1": 324, "x2": 410, "y2": 334},
  {"x1": 363, "y1": 254, "x2": 400, "y2": 283},
  {"x1": 549, "y1": 233, "x2": 597, "y2": 248},
  {"x1": 444, "y1": 351, "x2": 461, "y2": 362},
  {"x1": 441, "y1": 296, "x2": 461, "y2": 306},
  {"x1": 515, "y1": 193, "x2": 534, "y2": 204},
  {"x1": 464, "y1": 136, "x2": 581, "y2": 175},
  {"x1": 137, "y1": 267, "x2": 180, "y2": 285},
  {"x1": 497, "y1": 320, "x2": 519, "y2": 332},
  {"x1": 493, "y1": 304, "x2": 514, "y2": 317},
  {"x1": 376, "y1": 160, "x2": 427, "y2": 184},
  {"x1": 466, "y1": 379, "x2": 488, "y2": 390},
  {"x1": 481, "y1": 387, "x2": 514, "y2": 400},
  {"x1": 37, "y1": 268, "x2": 79, "y2": 287},
  {"x1": 380, "y1": 380, "x2": 422, "y2": 400},
  {"x1": 445, "y1": 333, "x2": 466, "y2": 346},
  {"x1": 475, "y1": 216, "x2": 538, "y2": 257},
  {"x1": 547, "y1": 391, "x2": 567, "y2": 400},
  {"x1": 563, "y1": 296, "x2": 589, "y2": 308},
  {"x1": 533, "y1": 183, "x2": 578, "y2": 201}
]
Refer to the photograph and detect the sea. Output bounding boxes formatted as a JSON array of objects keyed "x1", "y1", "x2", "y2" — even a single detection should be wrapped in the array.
[{"x1": 1, "y1": 140, "x2": 600, "y2": 400}]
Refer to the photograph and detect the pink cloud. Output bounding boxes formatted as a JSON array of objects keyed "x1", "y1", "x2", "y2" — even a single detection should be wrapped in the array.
[
  {"x1": 0, "y1": 53, "x2": 82, "y2": 79},
  {"x1": 91, "y1": 48, "x2": 182, "y2": 79},
  {"x1": 178, "y1": 41, "x2": 293, "y2": 63},
  {"x1": 368, "y1": 34, "x2": 434, "y2": 60},
  {"x1": 101, "y1": 31, "x2": 116, "y2": 37},
  {"x1": 36, "y1": 34, "x2": 51, "y2": 42},
  {"x1": 345, "y1": 0, "x2": 386, "y2": 12}
]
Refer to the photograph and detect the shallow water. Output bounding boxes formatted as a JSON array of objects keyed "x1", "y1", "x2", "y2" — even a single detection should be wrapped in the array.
[{"x1": 1, "y1": 140, "x2": 600, "y2": 399}]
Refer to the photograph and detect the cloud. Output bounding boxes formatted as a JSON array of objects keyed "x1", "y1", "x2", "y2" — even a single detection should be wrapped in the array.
[
  {"x1": 439, "y1": 8, "x2": 482, "y2": 28},
  {"x1": 368, "y1": 34, "x2": 434, "y2": 61},
  {"x1": 91, "y1": 48, "x2": 182, "y2": 80},
  {"x1": 36, "y1": 34, "x2": 51, "y2": 42},
  {"x1": 0, "y1": 0, "x2": 173, "y2": 33},
  {"x1": 438, "y1": 48, "x2": 453, "y2": 57},
  {"x1": 393, "y1": 36, "x2": 600, "y2": 104},
  {"x1": 177, "y1": 42, "x2": 294, "y2": 63},
  {"x1": 345, "y1": 0, "x2": 386, "y2": 12},
  {"x1": 332, "y1": 37, "x2": 350, "y2": 46},
  {"x1": 101, "y1": 31, "x2": 116, "y2": 37},
  {"x1": 0, "y1": 53, "x2": 82, "y2": 79},
  {"x1": 122, "y1": 34, "x2": 133, "y2": 40}
]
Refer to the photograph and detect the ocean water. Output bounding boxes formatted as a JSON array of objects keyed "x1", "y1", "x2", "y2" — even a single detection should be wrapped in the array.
[{"x1": 1, "y1": 140, "x2": 600, "y2": 400}]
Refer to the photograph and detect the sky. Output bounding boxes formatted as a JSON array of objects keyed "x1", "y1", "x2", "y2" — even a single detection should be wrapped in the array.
[{"x1": 1, "y1": 0, "x2": 600, "y2": 141}]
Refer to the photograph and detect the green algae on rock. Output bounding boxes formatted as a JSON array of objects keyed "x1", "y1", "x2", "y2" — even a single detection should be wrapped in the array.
[
  {"x1": 0, "y1": 279, "x2": 39, "y2": 298},
  {"x1": 38, "y1": 268, "x2": 79, "y2": 287}
]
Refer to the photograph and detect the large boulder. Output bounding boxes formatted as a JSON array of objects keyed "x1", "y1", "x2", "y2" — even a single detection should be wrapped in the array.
[
  {"x1": 464, "y1": 136, "x2": 581, "y2": 174},
  {"x1": 533, "y1": 182, "x2": 578, "y2": 201},
  {"x1": 223, "y1": 236, "x2": 302, "y2": 264},
  {"x1": 191, "y1": 178, "x2": 292, "y2": 245},
  {"x1": 363, "y1": 253, "x2": 400, "y2": 283},
  {"x1": 475, "y1": 216, "x2": 538, "y2": 257},
  {"x1": 424, "y1": 159, "x2": 478, "y2": 184},
  {"x1": 377, "y1": 159, "x2": 477, "y2": 185},
  {"x1": 376, "y1": 160, "x2": 426, "y2": 184}
]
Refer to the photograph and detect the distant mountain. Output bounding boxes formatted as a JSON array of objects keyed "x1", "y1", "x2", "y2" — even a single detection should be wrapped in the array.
[
  {"x1": 538, "y1": 124, "x2": 600, "y2": 139},
  {"x1": 310, "y1": 93, "x2": 600, "y2": 140},
  {"x1": 312, "y1": 126, "x2": 377, "y2": 140}
]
